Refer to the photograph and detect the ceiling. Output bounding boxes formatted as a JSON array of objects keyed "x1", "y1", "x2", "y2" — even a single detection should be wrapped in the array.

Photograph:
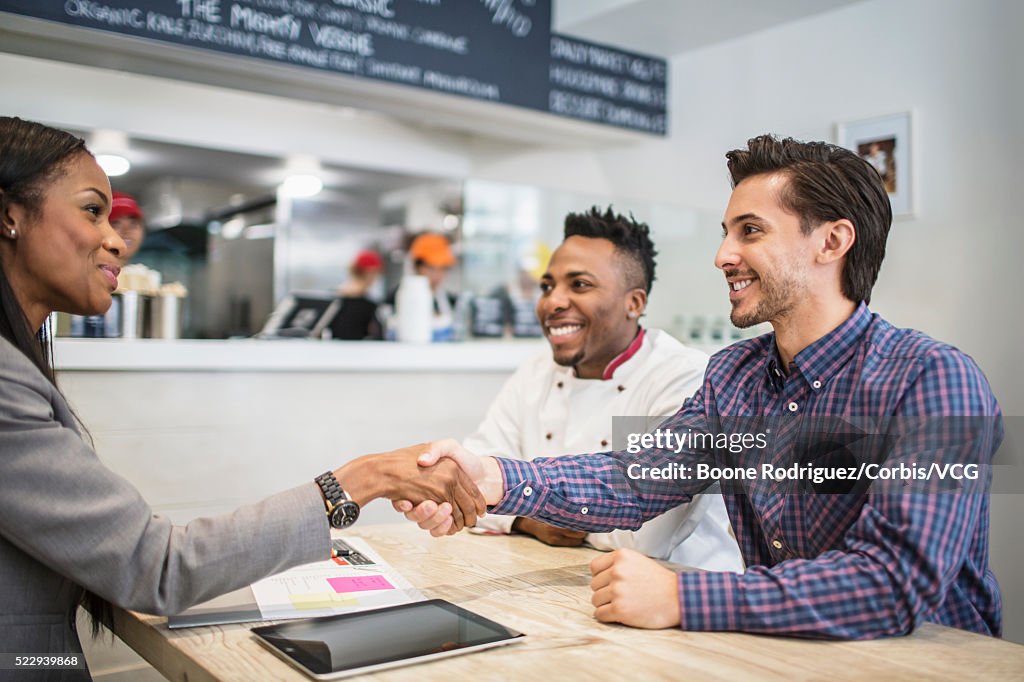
[
  {"x1": 75, "y1": 131, "x2": 434, "y2": 201},
  {"x1": 554, "y1": 0, "x2": 869, "y2": 57}
]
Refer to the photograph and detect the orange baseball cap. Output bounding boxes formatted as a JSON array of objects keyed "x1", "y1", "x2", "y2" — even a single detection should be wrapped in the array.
[{"x1": 409, "y1": 233, "x2": 455, "y2": 268}]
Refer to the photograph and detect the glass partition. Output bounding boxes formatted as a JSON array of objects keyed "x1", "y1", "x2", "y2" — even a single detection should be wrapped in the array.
[{"x1": 460, "y1": 179, "x2": 764, "y2": 346}]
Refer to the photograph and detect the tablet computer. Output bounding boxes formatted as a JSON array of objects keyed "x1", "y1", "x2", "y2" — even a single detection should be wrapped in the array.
[{"x1": 252, "y1": 599, "x2": 525, "y2": 679}]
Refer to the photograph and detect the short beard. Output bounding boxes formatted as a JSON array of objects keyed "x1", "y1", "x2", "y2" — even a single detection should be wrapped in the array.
[
  {"x1": 553, "y1": 350, "x2": 584, "y2": 368},
  {"x1": 730, "y1": 275, "x2": 796, "y2": 328}
]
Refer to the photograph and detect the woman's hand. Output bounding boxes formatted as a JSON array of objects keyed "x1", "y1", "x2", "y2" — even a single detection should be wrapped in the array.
[
  {"x1": 335, "y1": 442, "x2": 487, "y2": 532},
  {"x1": 391, "y1": 439, "x2": 505, "y2": 536}
]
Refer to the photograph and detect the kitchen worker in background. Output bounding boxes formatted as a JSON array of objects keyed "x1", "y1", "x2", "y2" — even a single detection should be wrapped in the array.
[
  {"x1": 387, "y1": 232, "x2": 459, "y2": 341},
  {"x1": 401, "y1": 134, "x2": 1003, "y2": 640},
  {"x1": 331, "y1": 249, "x2": 384, "y2": 340},
  {"x1": 0, "y1": 117, "x2": 485, "y2": 670},
  {"x1": 108, "y1": 191, "x2": 145, "y2": 265},
  {"x1": 463, "y1": 206, "x2": 742, "y2": 572}
]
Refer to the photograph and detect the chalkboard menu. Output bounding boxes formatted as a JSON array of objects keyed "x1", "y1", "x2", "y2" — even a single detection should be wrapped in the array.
[
  {"x1": 0, "y1": 0, "x2": 666, "y2": 135},
  {"x1": 549, "y1": 32, "x2": 666, "y2": 135}
]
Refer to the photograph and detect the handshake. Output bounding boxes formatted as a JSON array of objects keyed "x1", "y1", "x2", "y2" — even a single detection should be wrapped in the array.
[
  {"x1": 334, "y1": 439, "x2": 503, "y2": 536},
  {"x1": 332, "y1": 438, "x2": 684, "y2": 629}
]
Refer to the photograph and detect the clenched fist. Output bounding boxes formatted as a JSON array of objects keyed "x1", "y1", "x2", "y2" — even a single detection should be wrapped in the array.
[{"x1": 590, "y1": 548, "x2": 681, "y2": 629}]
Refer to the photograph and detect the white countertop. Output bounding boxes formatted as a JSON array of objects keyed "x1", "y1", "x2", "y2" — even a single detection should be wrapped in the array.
[{"x1": 53, "y1": 337, "x2": 548, "y2": 372}]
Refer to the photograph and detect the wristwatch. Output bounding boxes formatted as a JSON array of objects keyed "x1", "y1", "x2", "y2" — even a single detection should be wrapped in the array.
[{"x1": 315, "y1": 471, "x2": 360, "y2": 529}]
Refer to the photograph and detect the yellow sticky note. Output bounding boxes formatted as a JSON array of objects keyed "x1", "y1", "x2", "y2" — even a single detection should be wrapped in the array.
[{"x1": 289, "y1": 592, "x2": 358, "y2": 610}]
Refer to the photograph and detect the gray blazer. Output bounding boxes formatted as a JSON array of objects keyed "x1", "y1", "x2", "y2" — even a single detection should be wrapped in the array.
[{"x1": 0, "y1": 337, "x2": 329, "y2": 680}]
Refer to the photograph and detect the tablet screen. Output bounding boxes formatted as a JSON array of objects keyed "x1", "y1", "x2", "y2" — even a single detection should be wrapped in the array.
[{"x1": 252, "y1": 599, "x2": 523, "y2": 677}]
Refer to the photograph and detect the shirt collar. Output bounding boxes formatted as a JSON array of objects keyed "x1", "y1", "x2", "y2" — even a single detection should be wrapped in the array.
[
  {"x1": 600, "y1": 327, "x2": 646, "y2": 380},
  {"x1": 765, "y1": 302, "x2": 873, "y2": 392}
]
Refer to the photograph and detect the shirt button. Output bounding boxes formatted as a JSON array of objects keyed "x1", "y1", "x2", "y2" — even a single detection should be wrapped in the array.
[
  {"x1": 523, "y1": 486, "x2": 533, "y2": 497},
  {"x1": 772, "y1": 539, "x2": 783, "y2": 550},
  {"x1": 812, "y1": 380, "x2": 822, "y2": 390},
  {"x1": 788, "y1": 402, "x2": 799, "y2": 412},
  {"x1": 581, "y1": 506, "x2": 589, "y2": 515}
]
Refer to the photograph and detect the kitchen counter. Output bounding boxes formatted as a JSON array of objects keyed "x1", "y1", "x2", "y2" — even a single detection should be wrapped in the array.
[{"x1": 52, "y1": 337, "x2": 547, "y2": 373}]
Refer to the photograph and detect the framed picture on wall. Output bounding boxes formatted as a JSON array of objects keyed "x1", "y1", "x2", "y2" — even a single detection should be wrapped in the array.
[{"x1": 836, "y1": 111, "x2": 913, "y2": 217}]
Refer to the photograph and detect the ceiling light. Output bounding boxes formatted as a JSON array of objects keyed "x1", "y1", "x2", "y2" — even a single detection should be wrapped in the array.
[
  {"x1": 280, "y1": 154, "x2": 324, "y2": 198},
  {"x1": 96, "y1": 154, "x2": 131, "y2": 177},
  {"x1": 281, "y1": 174, "x2": 323, "y2": 198},
  {"x1": 89, "y1": 129, "x2": 132, "y2": 177}
]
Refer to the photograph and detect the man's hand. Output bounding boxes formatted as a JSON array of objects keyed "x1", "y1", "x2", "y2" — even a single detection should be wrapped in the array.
[
  {"x1": 335, "y1": 443, "x2": 486, "y2": 533},
  {"x1": 513, "y1": 517, "x2": 586, "y2": 547},
  {"x1": 391, "y1": 439, "x2": 504, "y2": 536},
  {"x1": 590, "y1": 549, "x2": 681, "y2": 629}
]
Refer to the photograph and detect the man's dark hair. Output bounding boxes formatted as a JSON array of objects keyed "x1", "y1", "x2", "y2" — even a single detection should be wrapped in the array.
[
  {"x1": 563, "y1": 206, "x2": 657, "y2": 294},
  {"x1": 726, "y1": 134, "x2": 892, "y2": 304}
]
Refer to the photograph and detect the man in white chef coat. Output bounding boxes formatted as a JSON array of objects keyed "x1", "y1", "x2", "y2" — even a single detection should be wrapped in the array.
[{"x1": 463, "y1": 207, "x2": 743, "y2": 571}]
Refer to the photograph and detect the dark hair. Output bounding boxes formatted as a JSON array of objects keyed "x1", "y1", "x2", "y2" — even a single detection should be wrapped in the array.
[
  {"x1": 726, "y1": 134, "x2": 892, "y2": 304},
  {"x1": 0, "y1": 117, "x2": 112, "y2": 637},
  {"x1": 563, "y1": 206, "x2": 657, "y2": 294},
  {"x1": 0, "y1": 117, "x2": 89, "y2": 380}
]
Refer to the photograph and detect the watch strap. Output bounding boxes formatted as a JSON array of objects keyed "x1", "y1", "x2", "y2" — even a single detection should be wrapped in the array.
[{"x1": 315, "y1": 470, "x2": 349, "y2": 513}]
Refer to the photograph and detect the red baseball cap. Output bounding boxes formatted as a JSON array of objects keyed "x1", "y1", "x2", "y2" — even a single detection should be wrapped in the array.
[
  {"x1": 109, "y1": 192, "x2": 143, "y2": 223},
  {"x1": 352, "y1": 249, "x2": 383, "y2": 272}
]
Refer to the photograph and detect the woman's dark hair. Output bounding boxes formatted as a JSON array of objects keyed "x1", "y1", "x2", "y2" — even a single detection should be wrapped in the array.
[
  {"x1": 0, "y1": 116, "x2": 113, "y2": 637},
  {"x1": 563, "y1": 206, "x2": 657, "y2": 294},
  {"x1": 726, "y1": 134, "x2": 892, "y2": 304}
]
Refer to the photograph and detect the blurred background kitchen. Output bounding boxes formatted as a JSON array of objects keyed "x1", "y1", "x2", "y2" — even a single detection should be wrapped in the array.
[{"x1": 2, "y1": 2, "x2": 1021, "y2": 673}]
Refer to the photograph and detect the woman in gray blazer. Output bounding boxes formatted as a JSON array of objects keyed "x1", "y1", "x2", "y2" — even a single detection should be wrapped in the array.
[{"x1": 0, "y1": 117, "x2": 483, "y2": 681}]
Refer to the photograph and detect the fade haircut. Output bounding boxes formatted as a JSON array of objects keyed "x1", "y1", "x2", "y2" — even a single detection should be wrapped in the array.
[
  {"x1": 563, "y1": 206, "x2": 657, "y2": 294},
  {"x1": 726, "y1": 134, "x2": 892, "y2": 304}
]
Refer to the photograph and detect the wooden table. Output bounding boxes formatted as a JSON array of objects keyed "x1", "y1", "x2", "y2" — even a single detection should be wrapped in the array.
[{"x1": 112, "y1": 524, "x2": 1024, "y2": 681}]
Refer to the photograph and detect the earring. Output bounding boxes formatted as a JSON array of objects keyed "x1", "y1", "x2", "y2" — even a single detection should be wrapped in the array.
[
  {"x1": 7, "y1": 228, "x2": 15, "y2": 238},
  {"x1": 628, "y1": 312, "x2": 638, "y2": 319}
]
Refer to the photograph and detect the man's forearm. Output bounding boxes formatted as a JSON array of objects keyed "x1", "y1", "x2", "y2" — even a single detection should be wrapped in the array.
[{"x1": 488, "y1": 455, "x2": 684, "y2": 532}]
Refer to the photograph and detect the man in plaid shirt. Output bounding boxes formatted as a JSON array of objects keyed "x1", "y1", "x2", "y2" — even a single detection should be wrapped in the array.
[{"x1": 400, "y1": 135, "x2": 1002, "y2": 639}]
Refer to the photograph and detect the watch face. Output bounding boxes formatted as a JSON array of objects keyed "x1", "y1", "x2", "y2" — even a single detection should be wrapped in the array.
[{"x1": 330, "y1": 500, "x2": 360, "y2": 529}]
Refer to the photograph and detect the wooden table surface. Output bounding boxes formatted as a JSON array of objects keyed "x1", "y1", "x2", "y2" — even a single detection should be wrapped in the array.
[{"x1": 113, "y1": 524, "x2": 1024, "y2": 681}]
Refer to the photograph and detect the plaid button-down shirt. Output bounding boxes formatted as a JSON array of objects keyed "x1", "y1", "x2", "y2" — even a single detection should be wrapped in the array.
[{"x1": 490, "y1": 303, "x2": 1002, "y2": 639}]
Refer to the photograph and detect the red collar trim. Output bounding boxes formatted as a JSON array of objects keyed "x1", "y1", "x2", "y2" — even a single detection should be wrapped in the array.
[{"x1": 601, "y1": 328, "x2": 646, "y2": 380}]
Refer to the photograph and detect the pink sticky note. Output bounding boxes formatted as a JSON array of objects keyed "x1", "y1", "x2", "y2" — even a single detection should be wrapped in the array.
[{"x1": 327, "y1": 575, "x2": 396, "y2": 593}]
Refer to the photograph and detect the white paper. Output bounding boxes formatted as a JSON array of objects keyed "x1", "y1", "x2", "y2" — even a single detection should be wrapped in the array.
[{"x1": 251, "y1": 536, "x2": 423, "y2": 620}]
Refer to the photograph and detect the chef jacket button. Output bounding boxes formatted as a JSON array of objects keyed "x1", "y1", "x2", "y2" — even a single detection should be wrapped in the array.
[
  {"x1": 557, "y1": 381, "x2": 564, "y2": 388},
  {"x1": 545, "y1": 432, "x2": 553, "y2": 440},
  {"x1": 617, "y1": 385, "x2": 626, "y2": 392},
  {"x1": 600, "y1": 439, "x2": 608, "y2": 447}
]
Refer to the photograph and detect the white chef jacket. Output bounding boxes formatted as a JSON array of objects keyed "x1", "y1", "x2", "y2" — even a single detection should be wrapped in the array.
[{"x1": 464, "y1": 328, "x2": 744, "y2": 572}]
